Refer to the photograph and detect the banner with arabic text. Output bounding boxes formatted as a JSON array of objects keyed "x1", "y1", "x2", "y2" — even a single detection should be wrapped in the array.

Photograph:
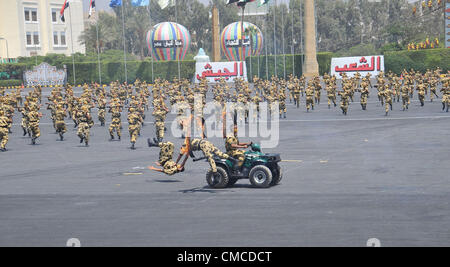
[
  {"x1": 330, "y1": 55, "x2": 384, "y2": 78},
  {"x1": 195, "y1": 61, "x2": 247, "y2": 83}
]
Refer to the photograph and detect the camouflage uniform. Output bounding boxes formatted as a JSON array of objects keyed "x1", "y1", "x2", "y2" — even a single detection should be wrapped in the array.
[
  {"x1": 109, "y1": 109, "x2": 122, "y2": 140},
  {"x1": 0, "y1": 110, "x2": 9, "y2": 151},
  {"x1": 27, "y1": 106, "x2": 41, "y2": 144},
  {"x1": 225, "y1": 135, "x2": 245, "y2": 168},
  {"x1": 127, "y1": 108, "x2": 142, "y2": 149},
  {"x1": 54, "y1": 105, "x2": 67, "y2": 140},
  {"x1": 77, "y1": 107, "x2": 91, "y2": 146},
  {"x1": 191, "y1": 138, "x2": 230, "y2": 173}
]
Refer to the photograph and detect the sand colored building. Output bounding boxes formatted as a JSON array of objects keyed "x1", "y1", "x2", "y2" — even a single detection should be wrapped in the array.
[{"x1": 0, "y1": 0, "x2": 85, "y2": 61}]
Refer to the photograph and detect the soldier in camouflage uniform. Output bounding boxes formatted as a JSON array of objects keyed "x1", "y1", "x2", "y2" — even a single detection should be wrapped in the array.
[
  {"x1": 77, "y1": 106, "x2": 92, "y2": 146},
  {"x1": 127, "y1": 107, "x2": 142, "y2": 150},
  {"x1": 0, "y1": 109, "x2": 9, "y2": 151},
  {"x1": 305, "y1": 81, "x2": 315, "y2": 112},
  {"x1": 54, "y1": 104, "x2": 67, "y2": 141},
  {"x1": 27, "y1": 103, "x2": 42, "y2": 145}
]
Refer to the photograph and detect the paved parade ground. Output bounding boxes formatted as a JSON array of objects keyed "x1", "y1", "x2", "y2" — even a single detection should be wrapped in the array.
[{"x1": 1, "y1": 86, "x2": 450, "y2": 247}]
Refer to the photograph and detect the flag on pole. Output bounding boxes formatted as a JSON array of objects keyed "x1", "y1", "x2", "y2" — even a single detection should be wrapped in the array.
[
  {"x1": 109, "y1": 0, "x2": 122, "y2": 8},
  {"x1": 60, "y1": 0, "x2": 70, "y2": 22},
  {"x1": 88, "y1": 0, "x2": 96, "y2": 18},
  {"x1": 158, "y1": 0, "x2": 175, "y2": 9},
  {"x1": 258, "y1": 0, "x2": 270, "y2": 7},
  {"x1": 131, "y1": 0, "x2": 150, "y2": 6},
  {"x1": 226, "y1": 0, "x2": 240, "y2": 5}
]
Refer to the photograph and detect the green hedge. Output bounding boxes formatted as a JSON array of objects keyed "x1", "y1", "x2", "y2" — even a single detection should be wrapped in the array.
[
  {"x1": 384, "y1": 48, "x2": 450, "y2": 74},
  {"x1": 0, "y1": 49, "x2": 448, "y2": 85},
  {"x1": 0, "y1": 63, "x2": 28, "y2": 80},
  {"x1": 64, "y1": 60, "x2": 196, "y2": 85},
  {"x1": 0, "y1": 79, "x2": 23, "y2": 88},
  {"x1": 246, "y1": 52, "x2": 333, "y2": 81}
]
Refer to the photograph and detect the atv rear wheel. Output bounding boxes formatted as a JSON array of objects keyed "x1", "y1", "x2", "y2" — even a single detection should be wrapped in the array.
[
  {"x1": 249, "y1": 165, "x2": 273, "y2": 188},
  {"x1": 206, "y1": 166, "x2": 229, "y2": 188}
]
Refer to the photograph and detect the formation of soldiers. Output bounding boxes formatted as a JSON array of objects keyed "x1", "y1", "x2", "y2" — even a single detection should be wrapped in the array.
[{"x1": 0, "y1": 67, "x2": 448, "y2": 154}]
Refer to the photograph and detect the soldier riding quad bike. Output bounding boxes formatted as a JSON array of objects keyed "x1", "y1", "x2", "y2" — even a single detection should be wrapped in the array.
[{"x1": 197, "y1": 143, "x2": 282, "y2": 188}]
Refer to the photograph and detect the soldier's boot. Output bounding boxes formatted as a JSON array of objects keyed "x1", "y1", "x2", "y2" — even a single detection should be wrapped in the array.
[
  {"x1": 59, "y1": 133, "x2": 64, "y2": 141},
  {"x1": 79, "y1": 136, "x2": 84, "y2": 143},
  {"x1": 131, "y1": 142, "x2": 136, "y2": 150},
  {"x1": 147, "y1": 138, "x2": 159, "y2": 147},
  {"x1": 284, "y1": 112, "x2": 286, "y2": 119},
  {"x1": 328, "y1": 104, "x2": 331, "y2": 109},
  {"x1": 109, "y1": 134, "x2": 114, "y2": 141},
  {"x1": 31, "y1": 137, "x2": 36, "y2": 145},
  {"x1": 0, "y1": 147, "x2": 6, "y2": 152},
  {"x1": 443, "y1": 103, "x2": 446, "y2": 111},
  {"x1": 118, "y1": 135, "x2": 121, "y2": 141},
  {"x1": 385, "y1": 111, "x2": 388, "y2": 116},
  {"x1": 22, "y1": 128, "x2": 27, "y2": 136},
  {"x1": 228, "y1": 157, "x2": 239, "y2": 171},
  {"x1": 28, "y1": 130, "x2": 31, "y2": 137},
  {"x1": 8, "y1": 129, "x2": 12, "y2": 133},
  {"x1": 279, "y1": 114, "x2": 282, "y2": 119},
  {"x1": 74, "y1": 123, "x2": 78, "y2": 129},
  {"x1": 85, "y1": 141, "x2": 89, "y2": 147}
]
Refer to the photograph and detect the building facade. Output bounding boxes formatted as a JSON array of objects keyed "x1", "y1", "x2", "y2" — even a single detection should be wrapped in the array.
[{"x1": 0, "y1": 0, "x2": 85, "y2": 61}]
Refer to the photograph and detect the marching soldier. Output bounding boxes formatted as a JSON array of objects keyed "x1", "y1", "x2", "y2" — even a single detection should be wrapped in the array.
[
  {"x1": 0, "y1": 109, "x2": 9, "y2": 151},
  {"x1": 305, "y1": 81, "x2": 315, "y2": 112},
  {"x1": 338, "y1": 90, "x2": 350, "y2": 116},
  {"x1": 127, "y1": 107, "x2": 142, "y2": 150},
  {"x1": 360, "y1": 80, "x2": 370, "y2": 110},
  {"x1": 77, "y1": 106, "x2": 92, "y2": 146},
  {"x1": 27, "y1": 103, "x2": 42, "y2": 145},
  {"x1": 54, "y1": 104, "x2": 67, "y2": 141}
]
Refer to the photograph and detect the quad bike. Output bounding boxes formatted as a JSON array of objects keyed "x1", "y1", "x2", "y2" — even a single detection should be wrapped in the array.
[{"x1": 198, "y1": 143, "x2": 282, "y2": 189}]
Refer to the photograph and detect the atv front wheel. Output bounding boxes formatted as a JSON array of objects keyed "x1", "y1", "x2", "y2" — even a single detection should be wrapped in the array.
[
  {"x1": 271, "y1": 166, "x2": 282, "y2": 186},
  {"x1": 249, "y1": 165, "x2": 273, "y2": 188},
  {"x1": 206, "y1": 166, "x2": 229, "y2": 188}
]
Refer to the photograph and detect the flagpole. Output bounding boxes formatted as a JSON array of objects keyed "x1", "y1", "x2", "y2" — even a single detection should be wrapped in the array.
[
  {"x1": 69, "y1": 4, "x2": 76, "y2": 85},
  {"x1": 273, "y1": 0, "x2": 277, "y2": 78},
  {"x1": 95, "y1": 12, "x2": 102, "y2": 85},
  {"x1": 147, "y1": 5, "x2": 154, "y2": 83},
  {"x1": 281, "y1": 5, "x2": 285, "y2": 80},
  {"x1": 175, "y1": 0, "x2": 181, "y2": 80},
  {"x1": 291, "y1": 0, "x2": 294, "y2": 77},
  {"x1": 121, "y1": 0, "x2": 128, "y2": 83},
  {"x1": 300, "y1": 0, "x2": 304, "y2": 76},
  {"x1": 265, "y1": 3, "x2": 268, "y2": 80}
]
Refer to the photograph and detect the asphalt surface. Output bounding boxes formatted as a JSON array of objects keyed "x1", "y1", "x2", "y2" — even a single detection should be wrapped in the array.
[{"x1": 1, "y1": 85, "x2": 450, "y2": 247}]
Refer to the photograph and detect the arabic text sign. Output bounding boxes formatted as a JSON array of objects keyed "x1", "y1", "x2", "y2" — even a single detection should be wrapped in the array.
[
  {"x1": 152, "y1": 39, "x2": 183, "y2": 49},
  {"x1": 24, "y1": 62, "x2": 66, "y2": 86},
  {"x1": 331, "y1": 55, "x2": 384, "y2": 78},
  {"x1": 195, "y1": 61, "x2": 247, "y2": 83}
]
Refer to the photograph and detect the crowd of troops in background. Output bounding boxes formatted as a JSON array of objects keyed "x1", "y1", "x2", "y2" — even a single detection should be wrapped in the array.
[{"x1": 0, "y1": 68, "x2": 448, "y2": 157}]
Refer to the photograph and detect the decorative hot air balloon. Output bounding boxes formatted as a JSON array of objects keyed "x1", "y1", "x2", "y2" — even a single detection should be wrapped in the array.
[
  {"x1": 146, "y1": 22, "x2": 191, "y2": 61},
  {"x1": 220, "y1": 21, "x2": 263, "y2": 61}
]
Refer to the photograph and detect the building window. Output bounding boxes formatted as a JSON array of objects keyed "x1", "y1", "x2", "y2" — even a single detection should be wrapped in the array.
[
  {"x1": 24, "y1": 10, "x2": 30, "y2": 21},
  {"x1": 60, "y1": 32, "x2": 66, "y2": 46},
  {"x1": 26, "y1": 32, "x2": 32, "y2": 45},
  {"x1": 33, "y1": 32, "x2": 39, "y2": 45},
  {"x1": 31, "y1": 10, "x2": 37, "y2": 22},
  {"x1": 53, "y1": 32, "x2": 59, "y2": 46},
  {"x1": 24, "y1": 8, "x2": 38, "y2": 23},
  {"x1": 52, "y1": 10, "x2": 57, "y2": 23}
]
